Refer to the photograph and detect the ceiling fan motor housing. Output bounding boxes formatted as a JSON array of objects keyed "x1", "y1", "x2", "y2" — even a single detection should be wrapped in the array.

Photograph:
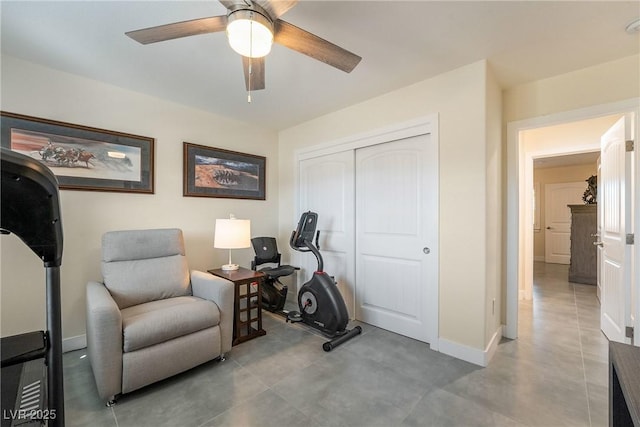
[{"x1": 227, "y1": 7, "x2": 274, "y2": 58}]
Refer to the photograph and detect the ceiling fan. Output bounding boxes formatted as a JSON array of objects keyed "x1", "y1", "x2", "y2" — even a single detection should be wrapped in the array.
[{"x1": 125, "y1": 0, "x2": 362, "y2": 96}]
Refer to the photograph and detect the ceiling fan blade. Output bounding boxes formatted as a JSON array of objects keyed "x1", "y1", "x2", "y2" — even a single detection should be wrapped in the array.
[
  {"x1": 254, "y1": 0, "x2": 298, "y2": 19},
  {"x1": 126, "y1": 15, "x2": 228, "y2": 45},
  {"x1": 242, "y1": 56, "x2": 266, "y2": 91},
  {"x1": 218, "y1": 1, "x2": 239, "y2": 10},
  {"x1": 274, "y1": 20, "x2": 361, "y2": 73}
]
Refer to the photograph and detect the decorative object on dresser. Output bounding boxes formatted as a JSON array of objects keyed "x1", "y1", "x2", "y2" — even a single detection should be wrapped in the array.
[
  {"x1": 582, "y1": 174, "x2": 597, "y2": 204},
  {"x1": 568, "y1": 204, "x2": 597, "y2": 285}
]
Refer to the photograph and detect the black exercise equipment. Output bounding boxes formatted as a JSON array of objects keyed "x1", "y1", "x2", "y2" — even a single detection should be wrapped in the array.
[
  {"x1": 250, "y1": 237, "x2": 298, "y2": 313},
  {"x1": 287, "y1": 211, "x2": 362, "y2": 351},
  {"x1": 1, "y1": 147, "x2": 65, "y2": 426}
]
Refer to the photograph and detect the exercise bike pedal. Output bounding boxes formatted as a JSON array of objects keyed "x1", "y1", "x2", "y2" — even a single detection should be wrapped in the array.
[{"x1": 286, "y1": 311, "x2": 303, "y2": 323}]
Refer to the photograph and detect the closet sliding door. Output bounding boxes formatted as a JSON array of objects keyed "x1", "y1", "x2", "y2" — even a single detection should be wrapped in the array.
[
  {"x1": 355, "y1": 134, "x2": 436, "y2": 343},
  {"x1": 298, "y1": 150, "x2": 356, "y2": 317},
  {"x1": 296, "y1": 119, "x2": 438, "y2": 345}
]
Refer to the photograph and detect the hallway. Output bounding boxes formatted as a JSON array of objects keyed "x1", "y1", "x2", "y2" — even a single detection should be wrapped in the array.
[{"x1": 507, "y1": 262, "x2": 608, "y2": 426}]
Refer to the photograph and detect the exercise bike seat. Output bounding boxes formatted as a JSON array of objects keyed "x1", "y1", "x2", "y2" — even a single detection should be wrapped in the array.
[
  {"x1": 251, "y1": 237, "x2": 299, "y2": 313},
  {"x1": 251, "y1": 237, "x2": 298, "y2": 278},
  {"x1": 258, "y1": 264, "x2": 296, "y2": 280}
]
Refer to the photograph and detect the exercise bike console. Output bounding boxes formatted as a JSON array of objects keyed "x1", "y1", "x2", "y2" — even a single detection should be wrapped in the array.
[{"x1": 287, "y1": 211, "x2": 362, "y2": 351}]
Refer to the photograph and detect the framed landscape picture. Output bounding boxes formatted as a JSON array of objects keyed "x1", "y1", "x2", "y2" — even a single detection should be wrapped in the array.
[
  {"x1": 1, "y1": 111, "x2": 154, "y2": 193},
  {"x1": 183, "y1": 142, "x2": 266, "y2": 200}
]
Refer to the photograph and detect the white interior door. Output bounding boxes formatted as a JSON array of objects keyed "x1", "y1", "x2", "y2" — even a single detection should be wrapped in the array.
[
  {"x1": 355, "y1": 134, "x2": 437, "y2": 343},
  {"x1": 544, "y1": 182, "x2": 586, "y2": 264},
  {"x1": 596, "y1": 160, "x2": 603, "y2": 302},
  {"x1": 600, "y1": 115, "x2": 633, "y2": 344},
  {"x1": 298, "y1": 151, "x2": 355, "y2": 317}
]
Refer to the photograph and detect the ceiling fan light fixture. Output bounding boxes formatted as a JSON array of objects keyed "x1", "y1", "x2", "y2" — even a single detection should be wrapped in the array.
[{"x1": 227, "y1": 10, "x2": 274, "y2": 58}]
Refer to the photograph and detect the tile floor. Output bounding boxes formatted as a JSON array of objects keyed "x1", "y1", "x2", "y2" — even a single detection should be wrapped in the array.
[{"x1": 63, "y1": 262, "x2": 609, "y2": 426}]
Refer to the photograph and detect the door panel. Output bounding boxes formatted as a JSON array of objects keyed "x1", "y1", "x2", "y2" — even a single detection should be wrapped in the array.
[
  {"x1": 597, "y1": 161, "x2": 602, "y2": 301},
  {"x1": 298, "y1": 151, "x2": 355, "y2": 316},
  {"x1": 355, "y1": 134, "x2": 436, "y2": 342},
  {"x1": 544, "y1": 182, "x2": 586, "y2": 264},
  {"x1": 600, "y1": 115, "x2": 632, "y2": 344}
]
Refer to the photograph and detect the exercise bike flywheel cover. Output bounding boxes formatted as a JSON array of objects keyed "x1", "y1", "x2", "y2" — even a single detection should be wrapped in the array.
[{"x1": 300, "y1": 291, "x2": 318, "y2": 314}]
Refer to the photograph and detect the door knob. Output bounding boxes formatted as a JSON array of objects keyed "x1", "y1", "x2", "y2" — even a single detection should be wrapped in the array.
[
  {"x1": 591, "y1": 233, "x2": 600, "y2": 238},
  {"x1": 593, "y1": 241, "x2": 604, "y2": 247},
  {"x1": 423, "y1": 247, "x2": 431, "y2": 254},
  {"x1": 546, "y1": 226, "x2": 552, "y2": 230}
]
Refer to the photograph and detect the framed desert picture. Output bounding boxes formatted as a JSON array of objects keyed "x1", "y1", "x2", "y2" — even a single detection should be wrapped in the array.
[
  {"x1": 1, "y1": 111, "x2": 154, "y2": 193},
  {"x1": 183, "y1": 142, "x2": 266, "y2": 200}
]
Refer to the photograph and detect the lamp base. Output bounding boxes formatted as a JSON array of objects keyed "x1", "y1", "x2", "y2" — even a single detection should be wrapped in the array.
[{"x1": 221, "y1": 263, "x2": 240, "y2": 271}]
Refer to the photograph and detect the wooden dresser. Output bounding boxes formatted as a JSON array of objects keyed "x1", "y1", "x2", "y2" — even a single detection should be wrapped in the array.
[{"x1": 568, "y1": 204, "x2": 597, "y2": 285}]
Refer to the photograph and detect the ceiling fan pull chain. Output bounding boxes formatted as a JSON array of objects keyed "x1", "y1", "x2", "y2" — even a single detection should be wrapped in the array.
[
  {"x1": 247, "y1": 59, "x2": 252, "y2": 103},
  {"x1": 247, "y1": 12, "x2": 253, "y2": 103}
]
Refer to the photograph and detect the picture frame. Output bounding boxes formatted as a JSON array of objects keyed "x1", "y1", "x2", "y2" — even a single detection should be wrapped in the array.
[
  {"x1": 1, "y1": 111, "x2": 154, "y2": 194},
  {"x1": 183, "y1": 142, "x2": 266, "y2": 200}
]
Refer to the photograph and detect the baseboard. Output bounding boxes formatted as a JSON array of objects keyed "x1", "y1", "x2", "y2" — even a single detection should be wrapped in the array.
[
  {"x1": 438, "y1": 327, "x2": 502, "y2": 367},
  {"x1": 485, "y1": 325, "x2": 503, "y2": 365},
  {"x1": 62, "y1": 334, "x2": 86, "y2": 353}
]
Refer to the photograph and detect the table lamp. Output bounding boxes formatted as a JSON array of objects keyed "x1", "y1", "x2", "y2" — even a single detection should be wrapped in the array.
[{"x1": 214, "y1": 214, "x2": 251, "y2": 271}]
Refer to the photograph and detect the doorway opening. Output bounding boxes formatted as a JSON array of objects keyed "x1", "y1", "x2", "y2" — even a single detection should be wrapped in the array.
[{"x1": 505, "y1": 99, "x2": 638, "y2": 339}]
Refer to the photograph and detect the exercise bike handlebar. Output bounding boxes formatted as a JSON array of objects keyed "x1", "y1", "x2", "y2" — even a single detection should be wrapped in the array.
[{"x1": 290, "y1": 212, "x2": 324, "y2": 272}]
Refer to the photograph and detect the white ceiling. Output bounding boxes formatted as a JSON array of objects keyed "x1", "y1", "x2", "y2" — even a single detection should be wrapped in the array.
[
  {"x1": 534, "y1": 151, "x2": 600, "y2": 169},
  {"x1": 1, "y1": 1, "x2": 639, "y2": 130}
]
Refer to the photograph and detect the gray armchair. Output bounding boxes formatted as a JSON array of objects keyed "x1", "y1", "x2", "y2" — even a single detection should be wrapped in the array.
[{"x1": 86, "y1": 228, "x2": 234, "y2": 404}]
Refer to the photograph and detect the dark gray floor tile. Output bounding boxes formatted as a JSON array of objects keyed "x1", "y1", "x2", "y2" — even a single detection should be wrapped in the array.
[
  {"x1": 202, "y1": 389, "x2": 321, "y2": 427},
  {"x1": 112, "y1": 359, "x2": 267, "y2": 427},
  {"x1": 63, "y1": 351, "x2": 118, "y2": 427},
  {"x1": 272, "y1": 349, "x2": 434, "y2": 426},
  {"x1": 401, "y1": 388, "x2": 527, "y2": 427},
  {"x1": 587, "y1": 382, "x2": 608, "y2": 427}
]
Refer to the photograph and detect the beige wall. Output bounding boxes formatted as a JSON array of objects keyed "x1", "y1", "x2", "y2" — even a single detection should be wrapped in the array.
[
  {"x1": 504, "y1": 54, "x2": 639, "y2": 123},
  {"x1": 0, "y1": 56, "x2": 279, "y2": 341},
  {"x1": 484, "y1": 64, "x2": 503, "y2": 347},
  {"x1": 279, "y1": 60, "x2": 495, "y2": 351},
  {"x1": 533, "y1": 164, "x2": 598, "y2": 260}
]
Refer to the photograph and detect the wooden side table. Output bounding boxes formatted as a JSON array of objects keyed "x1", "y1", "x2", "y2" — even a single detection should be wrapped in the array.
[{"x1": 208, "y1": 267, "x2": 266, "y2": 346}]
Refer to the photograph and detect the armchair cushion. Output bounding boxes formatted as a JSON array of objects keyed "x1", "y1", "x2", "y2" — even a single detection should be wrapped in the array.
[
  {"x1": 101, "y1": 229, "x2": 191, "y2": 309},
  {"x1": 103, "y1": 255, "x2": 190, "y2": 309},
  {"x1": 121, "y1": 296, "x2": 220, "y2": 352}
]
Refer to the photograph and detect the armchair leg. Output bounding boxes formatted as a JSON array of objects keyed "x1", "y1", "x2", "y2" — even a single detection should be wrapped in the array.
[
  {"x1": 106, "y1": 396, "x2": 117, "y2": 407},
  {"x1": 218, "y1": 353, "x2": 226, "y2": 362}
]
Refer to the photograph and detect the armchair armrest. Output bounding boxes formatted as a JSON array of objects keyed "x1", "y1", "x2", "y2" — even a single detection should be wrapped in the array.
[
  {"x1": 191, "y1": 270, "x2": 234, "y2": 354},
  {"x1": 86, "y1": 281, "x2": 123, "y2": 401}
]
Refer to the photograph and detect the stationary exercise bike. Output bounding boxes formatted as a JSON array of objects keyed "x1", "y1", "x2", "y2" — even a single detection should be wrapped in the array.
[{"x1": 287, "y1": 211, "x2": 362, "y2": 351}]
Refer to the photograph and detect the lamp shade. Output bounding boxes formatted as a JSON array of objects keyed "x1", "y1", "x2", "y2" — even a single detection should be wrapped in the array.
[
  {"x1": 214, "y1": 218, "x2": 251, "y2": 249},
  {"x1": 226, "y1": 10, "x2": 273, "y2": 58}
]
